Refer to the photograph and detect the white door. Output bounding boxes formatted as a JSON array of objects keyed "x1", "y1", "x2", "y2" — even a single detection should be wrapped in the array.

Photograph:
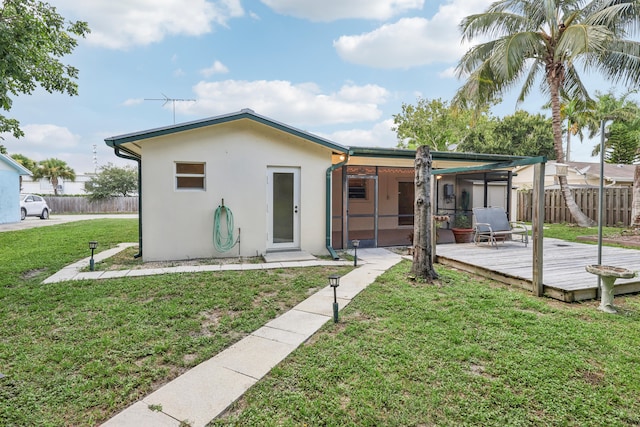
[{"x1": 267, "y1": 167, "x2": 300, "y2": 250}]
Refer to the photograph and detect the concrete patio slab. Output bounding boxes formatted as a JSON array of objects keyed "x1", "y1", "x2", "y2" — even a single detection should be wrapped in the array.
[
  {"x1": 263, "y1": 250, "x2": 316, "y2": 263},
  {"x1": 127, "y1": 268, "x2": 166, "y2": 277},
  {"x1": 316, "y1": 283, "x2": 369, "y2": 300},
  {"x1": 99, "y1": 270, "x2": 130, "y2": 279},
  {"x1": 251, "y1": 325, "x2": 309, "y2": 346},
  {"x1": 140, "y1": 363, "x2": 256, "y2": 427},
  {"x1": 264, "y1": 309, "x2": 331, "y2": 336},
  {"x1": 42, "y1": 268, "x2": 80, "y2": 284},
  {"x1": 71, "y1": 271, "x2": 104, "y2": 281},
  {"x1": 212, "y1": 335, "x2": 297, "y2": 379},
  {"x1": 101, "y1": 401, "x2": 179, "y2": 427},
  {"x1": 161, "y1": 265, "x2": 208, "y2": 274},
  {"x1": 293, "y1": 293, "x2": 351, "y2": 317}
]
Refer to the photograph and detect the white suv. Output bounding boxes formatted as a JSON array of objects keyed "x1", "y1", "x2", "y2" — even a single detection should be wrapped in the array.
[{"x1": 20, "y1": 194, "x2": 50, "y2": 220}]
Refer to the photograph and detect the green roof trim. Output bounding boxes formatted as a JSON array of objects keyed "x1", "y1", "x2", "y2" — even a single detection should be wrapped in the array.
[
  {"x1": 434, "y1": 156, "x2": 547, "y2": 175},
  {"x1": 104, "y1": 110, "x2": 546, "y2": 170},
  {"x1": 105, "y1": 109, "x2": 350, "y2": 155},
  {"x1": 348, "y1": 146, "x2": 539, "y2": 164}
]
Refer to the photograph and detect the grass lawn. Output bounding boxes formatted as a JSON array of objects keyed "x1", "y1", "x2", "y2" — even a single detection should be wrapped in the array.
[
  {"x1": 2, "y1": 219, "x2": 639, "y2": 426},
  {"x1": 212, "y1": 262, "x2": 640, "y2": 426},
  {"x1": 0, "y1": 219, "x2": 352, "y2": 426},
  {"x1": 542, "y1": 222, "x2": 640, "y2": 248}
]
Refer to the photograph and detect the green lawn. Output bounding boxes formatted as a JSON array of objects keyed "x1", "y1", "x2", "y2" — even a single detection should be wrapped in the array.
[
  {"x1": 212, "y1": 262, "x2": 640, "y2": 427},
  {"x1": 0, "y1": 219, "x2": 352, "y2": 426},
  {"x1": 2, "y1": 220, "x2": 639, "y2": 426},
  {"x1": 542, "y1": 222, "x2": 628, "y2": 243}
]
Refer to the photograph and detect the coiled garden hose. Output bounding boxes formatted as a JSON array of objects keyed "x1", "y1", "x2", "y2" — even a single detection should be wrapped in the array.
[{"x1": 213, "y1": 204, "x2": 238, "y2": 252}]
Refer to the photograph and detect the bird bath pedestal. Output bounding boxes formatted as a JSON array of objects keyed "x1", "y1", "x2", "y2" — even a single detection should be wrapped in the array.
[{"x1": 585, "y1": 265, "x2": 636, "y2": 314}]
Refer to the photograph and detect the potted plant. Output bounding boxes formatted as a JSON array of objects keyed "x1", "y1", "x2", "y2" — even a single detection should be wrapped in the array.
[{"x1": 451, "y1": 214, "x2": 474, "y2": 243}]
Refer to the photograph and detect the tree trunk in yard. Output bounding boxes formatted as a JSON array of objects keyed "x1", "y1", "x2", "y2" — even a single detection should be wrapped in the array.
[
  {"x1": 632, "y1": 164, "x2": 640, "y2": 228},
  {"x1": 548, "y1": 76, "x2": 595, "y2": 227},
  {"x1": 411, "y1": 145, "x2": 438, "y2": 281}
]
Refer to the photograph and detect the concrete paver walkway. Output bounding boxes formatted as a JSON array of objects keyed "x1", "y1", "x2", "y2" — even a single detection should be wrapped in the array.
[
  {"x1": 99, "y1": 248, "x2": 403, "y2": 426},
  {"x1": 43, "y1": 244, "x2": 353, "y2": 284}
]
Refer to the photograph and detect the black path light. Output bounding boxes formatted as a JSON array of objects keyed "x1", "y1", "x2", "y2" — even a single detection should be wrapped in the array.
[
  {"x1": 89, "y1": 241, "x2": 98, "y2": 271},
  {"x1": 351, "y1": 239, "x2": 360, "y2": 267},
  {"x1": 329, "y1": 274, "x2": 340, "y2": 323}
]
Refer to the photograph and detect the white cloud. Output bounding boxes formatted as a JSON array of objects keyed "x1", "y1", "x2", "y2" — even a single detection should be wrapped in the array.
[
  {"x1": 323, "y1": 119, "x2": 397, "y2": 148},
  {"x1": 123, "y1": 98, "x2": 145, "y2": 106},
  {"x1": 56, "y1": 0, "x2": 245, "y2": 50},
  {"x1": 200, "y1": 61, "x2": 230, "y2": 77},
  {"x1": 2, "y1": 125, "x2": 81, "y2": 169},
  {"x1": 261, "y1": 0, "x2": 424, "y2": 22},
  {"x1": 6, "y1": 124, "x2": 81, "y2": 149},
  {"x1": 1, "y1": 125, "x2": 133, "y2": 173},
  {"x1": 438, "y1": 67, "x2": 457, "y2": 79},
  {"x1": 334, "y1": 0, "x2": 493, "y2": 68},
  {"x1": 182, "y1": 80, "x2": 389, "y2": 126}
]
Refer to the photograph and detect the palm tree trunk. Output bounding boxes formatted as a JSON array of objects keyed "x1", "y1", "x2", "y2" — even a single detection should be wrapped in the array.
[
  {"x1": 566, "y1": 123, "x2": 571, "y2": 162},
  {"x1": 632, "y1": 164, "x2": 640, "y2": 228},
  {"x1": 51, "y1": 176, "x2": 59, "y2": 196},
  {"x1": 411, "y1": 145, "x2": 438, "y2": 281},
  {"x1": 549, "y1": 77, "x2": 595, "y2": 227}
]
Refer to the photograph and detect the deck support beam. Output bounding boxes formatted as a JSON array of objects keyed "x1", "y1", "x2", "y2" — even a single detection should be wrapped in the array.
[{"x1": 532, "y1": 162, "x2": 545, "y2": 296}]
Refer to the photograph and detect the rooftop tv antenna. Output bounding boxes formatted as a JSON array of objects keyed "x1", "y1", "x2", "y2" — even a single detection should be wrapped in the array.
[{"x1": 144, "y1": 93, "x2": 196, "y2": 124}]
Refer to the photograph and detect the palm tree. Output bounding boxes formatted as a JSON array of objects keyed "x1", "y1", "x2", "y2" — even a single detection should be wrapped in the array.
[
  {"x1": 33, "y1": 158, "x2": 76, "y2": 195},
  {"x1": 10, "y1": 153, "x2": 37, "y2": 191},
  {"x1": 455, "y1": 0, "x2": 640, "y2": 227},
  {"x1": 560, "y1": 97, "x2": 594, "y2": 162},
  {"x1": 587, "y1": 90, "x2": 639, "y2": 157}
]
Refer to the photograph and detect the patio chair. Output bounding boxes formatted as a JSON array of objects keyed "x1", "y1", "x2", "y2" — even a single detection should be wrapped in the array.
[{"x1": 473, "y1": 207, "x2": 528, "y2": 248}]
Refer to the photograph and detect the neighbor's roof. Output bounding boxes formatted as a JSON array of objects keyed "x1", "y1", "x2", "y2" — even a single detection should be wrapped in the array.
[
  {"x1": 566, "y1": 161, "x2": 635, "y2": 182},
  {"x1": 530, "y1": 161, "x2": 636, "y2": 182},
  {"x1": 105, "y1": 108, "x2": 350, "y2": 156},
  {"x1": 0, "y1": 153, "x2": 33, "y2": 175}
]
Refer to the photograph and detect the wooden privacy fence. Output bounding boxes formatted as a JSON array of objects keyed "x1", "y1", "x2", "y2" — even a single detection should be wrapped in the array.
[
  {"x1": 517, "y1": 188, "x2": 632, "y2": 226},
  {"x1": 44, "y1": 197, "x2": 138, "y2": 214}
]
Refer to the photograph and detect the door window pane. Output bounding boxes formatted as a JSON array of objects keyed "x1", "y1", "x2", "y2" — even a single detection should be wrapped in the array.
[{"x1": 273, "y1": 172, "x2": 294, "y2": 243}]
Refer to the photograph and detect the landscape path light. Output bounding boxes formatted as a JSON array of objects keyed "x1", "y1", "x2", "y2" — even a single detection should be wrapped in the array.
[
  {"x1": 89, "y1": 241, "x2": 98, "y2": 271},
  {"x1": 352, "y1": 239, "x2": 360, "y2": 266},
  {"x1": 329, "y1": 274, "x2": 340, "y2": 323}
]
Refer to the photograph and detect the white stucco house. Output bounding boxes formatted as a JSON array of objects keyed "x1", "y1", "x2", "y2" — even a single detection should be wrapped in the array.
[
  {"x1": 105, "y1": 109, "x2": 544, "y2": 262},
  {"x1": 20, "y1": 173, "x2": 94, "y2": 195},
  {"x1": 0, "y1": 153, "x2": 33, "y2": 224}
]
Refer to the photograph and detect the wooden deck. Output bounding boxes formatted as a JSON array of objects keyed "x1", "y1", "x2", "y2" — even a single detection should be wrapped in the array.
[{"x1": 435, "y1": 237, "x2": 640, "y2": 302}]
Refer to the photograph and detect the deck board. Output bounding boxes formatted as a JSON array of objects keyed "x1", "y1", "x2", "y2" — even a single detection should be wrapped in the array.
[{"x1": 435, "y1": 237, "x2": 640, "y2": 302}]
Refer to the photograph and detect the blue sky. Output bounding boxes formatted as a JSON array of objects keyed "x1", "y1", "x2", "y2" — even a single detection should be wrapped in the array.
[{"x1": 0, "y1": 0, "x2": 626, "y2": 174}]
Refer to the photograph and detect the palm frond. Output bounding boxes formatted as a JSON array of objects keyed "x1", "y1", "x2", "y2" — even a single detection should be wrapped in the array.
[
  {"x1": 453, "y1": 61, "x2": 505, "y2": 110},
  {"x1": 595, "y1": 39, "x2": 640, "y2": 86},
  {"x1": 455, "y1": 40, "x2": 499, "y2": 76},
  {"x1": 562, "y1": 63, "x2": 593, "y2": 103},
  {"x1": 492, "y1": 32, "x2": 545, "y2": 81},
  {"x1": 460, "y1": 12, "x2": 533, "y2": 42},
  {"x1": 516, "y1": 60, "x2": 544, "y2": 103},
  {"x1": 557, "y1": 24, "x2": 613, "y2": 61},
  {"x1": 585, "y1": 0, "x2": 640, "y2": 35}
]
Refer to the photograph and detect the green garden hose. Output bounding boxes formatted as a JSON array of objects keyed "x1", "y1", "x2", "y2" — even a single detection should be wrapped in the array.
[{"x1": 213, "y1": 204, "x2": 238, "y2": 252}]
